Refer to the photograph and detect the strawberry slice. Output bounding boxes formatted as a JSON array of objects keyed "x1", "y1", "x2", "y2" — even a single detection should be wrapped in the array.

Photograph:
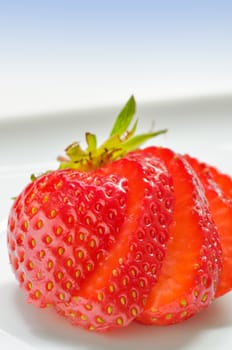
[
  {"x1": 54, "y1": 154, "x2": 174, "y2": 331},
  {"x1": 185, "y1": 155, "x2": 232, "y2": 297},
  {"x1": 135, "y1": 147, "x2": 222, "y2": 326},
  {"x1": 207, "y1": 164, "x2": 232, "y2": 199},
  {"x1": 7, "y1": 169, "x2": 129, "y2": 308}
]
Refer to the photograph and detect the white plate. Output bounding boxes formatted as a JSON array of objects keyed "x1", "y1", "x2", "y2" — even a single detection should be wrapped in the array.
[{"x1": 1, "y1": 96, "x2": 232, "y2": 350}]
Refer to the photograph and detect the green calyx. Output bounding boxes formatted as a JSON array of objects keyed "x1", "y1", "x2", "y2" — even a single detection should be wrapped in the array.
[{"x1": 58, "y1": 95, "x2": 167, "y2": 172}]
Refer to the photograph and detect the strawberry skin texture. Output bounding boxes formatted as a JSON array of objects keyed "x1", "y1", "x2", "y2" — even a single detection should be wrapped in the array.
[
  {"x1": 7, "y1": 155, "x2": 174, "y2": 332},
  {"x1": 185, "y1": 155, "x2": 232, "y2": 297},
  {"x1": 8, "y1": 170, "x2": 128, "y2": 308},
  {"x1": 135, "y1": 147, "x2": 222, "y2": 326},
  {"x1": 207, "y1": 164, "x2": 232, "y2": 199},
  {"x1": 55, "y1": 154, "x2": 174, "y2": 331}
]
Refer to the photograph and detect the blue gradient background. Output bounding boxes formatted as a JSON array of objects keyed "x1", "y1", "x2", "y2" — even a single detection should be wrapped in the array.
[{"x1": 0, "y1": 0, "x2": 232, "y2": 116}]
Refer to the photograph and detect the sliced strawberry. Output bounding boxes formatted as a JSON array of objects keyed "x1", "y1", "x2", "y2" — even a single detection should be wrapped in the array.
[
  {"x1": 7, "y1": 169, "x2": 128, "y2": 308},
  {"x1": 185, "y1": 155, "x2": 232, "y2": 297},
  {"x1": 207, "y1": 164, "x2": 232, "y2": 199},
  {"x1": 54, "y1": 154, "x2": 174, "y2": 331},
  {"x1": 7, "y1": 154, "x2": 174, "y2": 331},
  {"x1": 135, "y1": 147, "x2": 222, "y2": 326},
  {"x1": 8, "y1": 96, "x2": 226, "y2": 332}
]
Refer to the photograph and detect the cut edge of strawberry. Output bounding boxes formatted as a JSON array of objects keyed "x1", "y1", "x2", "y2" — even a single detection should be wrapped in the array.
[
  {"x1": 136, "y1": 147, "x2": 222, "y2": 326},
  {"x1": 185, "y1": 155, "x2": 232, "y2": 298},
  {"x1": 75, "y1": 159, "x2": 145, "y2": 295},
  {"x1": 54, "y1": 154, "x2": 174, "y2": 331}
]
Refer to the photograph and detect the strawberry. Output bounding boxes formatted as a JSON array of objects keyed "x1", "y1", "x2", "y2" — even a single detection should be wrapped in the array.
[
  {"x1": 54, "y1": 154, "x2": 174, "y2": 331},
  {"x1": 7, "y1": 96, "x2": 228, "y2": 332},
  {"x1": 185, "y1": 155, "x2": 232, "y2": 297},
  {"x1": 135, "y1": 147, "x2": 222, "y2": 326},
  {"x1": 206, "y1": 164, "x2": 232, "y2": 199},
  {"x1": 7, "y1": 97, "x2": 174, "y2": 332}
]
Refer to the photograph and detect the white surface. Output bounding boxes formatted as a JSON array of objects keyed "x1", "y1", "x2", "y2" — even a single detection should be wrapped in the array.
[{"x1": 1, "y1": 97, "x2": 232, "y2": 349}]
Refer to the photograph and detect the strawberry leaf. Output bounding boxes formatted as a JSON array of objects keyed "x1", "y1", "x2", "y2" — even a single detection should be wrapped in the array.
[
  {"x1": 86, "y1": 133, "x2": 97, "y2": 153},
  {"x1": 58, "y1": 96, "x2": 168, "y2": 172},
  {"x1": 119, "y1": 129, "x2": 168, "y2": 154},
  {"x1": 110, "y1": 95, "x2": 136, "y2": 137}
]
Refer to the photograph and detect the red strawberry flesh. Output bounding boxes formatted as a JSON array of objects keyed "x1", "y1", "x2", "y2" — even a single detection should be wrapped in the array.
[
  {"x1": 7, "y1": 169, "x2": 129, "y2": 308},
  {"x1": 136, "y1": 147, "x2": 222, "y2": 325},
  {"x1": 7, "y1": 154, "x2": 175, "y2": 331},
  {"x1": 55, "y1": 154, "x2": 175, "y2": 331},
  {"x1": 185, "y1": 155, "x2": 232, "y2": 297}
]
